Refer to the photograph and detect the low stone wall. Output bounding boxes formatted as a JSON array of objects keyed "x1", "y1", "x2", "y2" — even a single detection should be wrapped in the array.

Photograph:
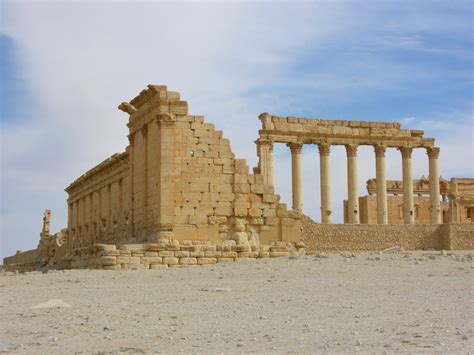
[
  {"x1": 301, "y1": 215, "x2": 473, "y2": 251},
  {"x1": 5, "y1": 239, "x2": 306, "y2": 272}
]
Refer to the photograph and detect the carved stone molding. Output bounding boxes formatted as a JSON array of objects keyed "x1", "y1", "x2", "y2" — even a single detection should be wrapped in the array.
[
  {"x1": 374, "y1": 145, "x2": 386, "y2": 158},
  {"x1": 427, "y1": 147, "x2": 440, "y2": 159},
  {"x1": 256, "y1": 139, "x2": 274, "y2": 150},
  {"x1": 399, "y1": 147, "x2": 413, "y2": 159},
  {"x1": 345, "y1": 144, "x2": 358, "y2": 157},
  {"x1": 318, "y1": 142, "x2": 331, "y2": 156},
  {"x1": 118, "y1": 102, "x2": 137, "y2": 114},
  {"x1": 287, "y1": 142, "x2": 303, "y2": 154},
  {"x1": 156, "y1": 113, "x2": 176, "y2": 126}
]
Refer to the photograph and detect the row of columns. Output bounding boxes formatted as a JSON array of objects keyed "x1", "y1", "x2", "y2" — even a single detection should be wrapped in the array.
[{"x1": 261, "y1": 141, "x2": 441, "y2": 224}]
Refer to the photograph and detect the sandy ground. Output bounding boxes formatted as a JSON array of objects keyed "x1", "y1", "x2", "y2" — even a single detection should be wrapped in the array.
[{"x1": 1, "y1": 250, "x2": 473, "y2": 354}]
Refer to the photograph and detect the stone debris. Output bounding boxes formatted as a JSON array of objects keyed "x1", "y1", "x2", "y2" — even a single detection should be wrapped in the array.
[{"x1": 30, "y1": 299, "x2": 72, "y2": 309}]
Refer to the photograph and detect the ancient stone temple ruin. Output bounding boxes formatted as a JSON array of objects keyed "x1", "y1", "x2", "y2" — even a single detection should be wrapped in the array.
[{"x1": 4, "y1": 85, "x2": 473, "y2": 271}]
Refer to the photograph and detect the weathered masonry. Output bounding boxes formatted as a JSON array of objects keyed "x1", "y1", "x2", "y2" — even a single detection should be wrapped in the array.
[
  {"x1": 3, "y1": 84, "x2": 473, "y2": 271},
  {"x1": 256, "y1": 113, "x2": 441, "y2": 225}
]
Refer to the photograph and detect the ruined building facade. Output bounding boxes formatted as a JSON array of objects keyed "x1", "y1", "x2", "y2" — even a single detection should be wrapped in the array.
[
  {"x1": 4, "y1": 85, "x2": 473, "y2": 271},
  {"x1": 344, "y1": 178, "x2": 474, "y2": 224}
]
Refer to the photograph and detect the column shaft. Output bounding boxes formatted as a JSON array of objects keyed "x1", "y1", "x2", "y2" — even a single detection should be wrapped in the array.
[
  {"x1": 400, "y1": 147, "x2": 414, "y2": 224},
  {"x1": 319, "y1": 143, "x2": 332, "y2": 224},
  {"x1": 346, "y1": 145, "x2": 359, "y2": 224},
  {"x1": 288, "y1": 143, "x2": 303, "y2": 211},
  {"x1": 428, "y1": 147, "x2": 441, "y2": 224},
  {"x1": 375, "y1": 145, "x2": 388, "y2": 224},
  {"x1": 256, "y1": 139, "x2": 274, "y2": 186}
]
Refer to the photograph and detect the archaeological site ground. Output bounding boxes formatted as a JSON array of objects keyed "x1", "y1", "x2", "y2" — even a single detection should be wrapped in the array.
[{"x1": 3, "y1": 85, "x2": 473, "y2": 272}]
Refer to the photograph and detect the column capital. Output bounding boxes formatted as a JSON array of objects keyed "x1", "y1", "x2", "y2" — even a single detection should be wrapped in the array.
[
  {"x1": 399, "y1": 146, "x2": 413, "y2": 159},
  {"x1": 256, "y1": 138, "x2": 274, "y2": 149},
  {"x1": 374, "y1": 144, "x2": 386, "y2": 157},
  {"x1": 287, "y1": 142, "x2": 303, "y2": 154},
  {"x1": 427, "y1": 147, "x2": 440, "y2": 159},
  {"x1": 318, "y1": 142, "x2": 331, "y2": 156},
  {"x1": 156, "y1": 113, "x2": 176, "y2": 126},
  {"x1": 345, "y1": 144, "x2": 358, "y2": 157}
]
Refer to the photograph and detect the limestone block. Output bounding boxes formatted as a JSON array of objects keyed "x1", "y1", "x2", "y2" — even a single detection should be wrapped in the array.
[
  {"x1": 117, "y1": 256, "x2": 130, "y2": 264},
  {"x1": 250, "y1": 217, "x2": 264, "y2": 225},
  {"x1": 234, "y1": 184, "x2": 250, "y2": 193},
  {"x1": 234, "y1": 159, "x2": 248, "y2": 174},
  {"x1": 265, "y1": 217, "x2": 279, "y2": 225},
  {"x1": 219, "y1": 192, "x2": 235, "y2": 202},
  {"x1": 175, "y1": 251, "x2": 190, "y2": 257},
  {"x1": 232, "y1": 244, "x2": 251, "y2": 252},
  {"x1": 146, "y1": 243, "x2": 166, "y2": 252},
  {"x1": 269, "y1": 251, "x2": 290, "y2": 257},
  {"x1": 151, "y1": 264, "x2": 168, "y2": 269},
  {"x1": 101, "y1": 256, "x2": 117, "y2": 266},
  {"x1": 217, "y1": 257, "x2": 235, "y2": 262},
  {"x1": 251, "y1": 184, "x2": 264, "y2": 194},
  {"x1": 249, "y1": 208, "x2": 263, "y2": 217},
  {"x1": 119, "y1": 244, "x2": 145, "y2": 253},
  {"x1": 163, "y1": 257, "x2": 179, "y2": 265},
  {"x1": 263, "y1": 194, "x2": 278, "y2": 203},
  {"x1": 170, "y1": 101, "x2": 188, "y2": 115},
  {"x1": 205, "y1": 251, "x2": 222, "y2": 258},
  {"x1": 221, "y1": 251, "x2": 237, "y2": 258},
  {"x1": 287, "y1": 210, "x2": 301, "y2": 219},
  {"x1": 190, "y1": 251, "x2": 205, "y2": 258},
  {"x1": 189, "y1": 215, "x2": 208, "y2": 225},
  {"x1": 197, "y1": 257, "x2": 217, "y2": 265},
  {"x1": 215, "y1": 206, "x2": 233, "y2": 216},
  {"x1": 180, "y1": 257, "x2": 198, "y2": 265},
  {"x1": 141, "y1": 257, "x2": 163, "y2": 265},
  {"x1": 238, "y1": 251, "x2": 259, "y2": 258},
  {"x1": 262, "y1": 209, "x2": 276, "y2": 217},
  {"x1": 258, "y1": 251, "x2": 270, "y2": 258},
  {"x1": 130, "y1": 256, "x2": 141, "y2": 265},
  {"x1": 270, "y1": 246, "x2": 289, "y2": 252},
  {"x1": 158, "y1": 251, "x2": 175, "y2": 257}
]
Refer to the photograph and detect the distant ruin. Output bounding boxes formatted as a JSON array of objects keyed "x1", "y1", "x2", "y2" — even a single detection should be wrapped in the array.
[{"x1": 4, "y1": 85, "x2": 473, "y2": 271}]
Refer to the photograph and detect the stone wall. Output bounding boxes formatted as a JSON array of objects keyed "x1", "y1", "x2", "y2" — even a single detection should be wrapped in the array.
[
  {"x1": 301, "y1": 215, "x2": 473, "y2": 251},
  {"x1": 4, "y1": 239, "x2": 306, "y2": 272}
]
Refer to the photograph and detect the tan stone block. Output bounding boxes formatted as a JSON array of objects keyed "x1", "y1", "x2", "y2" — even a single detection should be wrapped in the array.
[
  {"x1": 234, "y1": 159, "x2": 248, "y2": 174},
  {"x1": 144, "y1": 251, "x2": 158, "y2": 257},
  {"x1": 190, "y1": 251, "x2": 205, "y2": 258},
  {"x1": 170, "y1": 101, "x2": 188, "y2": 115},
  {"x1": 265, "y1": 217, "x2": 279, "y2": 225},
  {"x1": 175, "y1": 250, "x2": 190, "y2": 257},
  {"x1": 234, "y1": 184, "x2": 250, "y2": 193},
  {"x1": 263, "y1": 194, "x2": 278, "y2": 203},
  {"x1": 251, "y1": 184, "x2": 264, "y2": 194},
  {"x1": 269, "y1": 251, "x2": 290, "y2": 257},
  {"x1": 179, "y1": 257, "x2": 198, "y2": 265},
  {"x1": 238, "y1": 251, "x2": 259, "y2": 258},
  {"x1": 130, "y1": 256, "x2": 141, "y2": 265},
  {"x1": 234, "y1": 174, "x2": 248, "y2": 184},
  {"x1": 189, "y1": 215, "x2": 208, "y2": 225},
  {"x1": 117, "y1": 256, "x2": 130, "y2": 264},
  {"x1": 258, "y1": 251, "x2": 270, "y2": 258},
  {"x1": 205, "y1": 251, "x2": 222, "y2": 258},
  {"x1": 163, "y1": 257, "x2": 179, "y2": 265},
  {"x1": 197, "y1": 257, "x2": 217, "y2": 265},
  {"x1": 217, "y1": 257, "x2": 235, "y2": 263},
  {"x1": 263, "y1": 209, "x2": 276, "y2": 217},
  {"x1": 101, "y1": 256, "x2": 117, "y2": 266},
  {"x1": 191, "y1": 122, "x2": 202, "y2": 130},
  {"x1": 234, "y1": 206, "x2": 248, "y2": 216},
  {"x1": 263, "y1": 186, "x2": 274, "y2": 194},
  {"x1": 150, "y1": 264, "x2": 169, "y2": 269},
  {"x1": 141, "y1": 257, "x2": 163, "y2": 264},
  {"x1": 249, "y1": 208, "x2": 263, "y2": 217},
  {"x1": 215, "y1": 206, "x2": 233, "y2": 216},
  {"x1": 270, "y1": 245, "x2": 289, "y2": 252},
  {"x1": 158, "y1": 251, "x2": 175, "y2": 257},
  {"x1": 221, "y1": 251, "x2": 237, "y2": 258},
  {"x1": 218, "y1": 192, "x2": 235, "y2": 202}
]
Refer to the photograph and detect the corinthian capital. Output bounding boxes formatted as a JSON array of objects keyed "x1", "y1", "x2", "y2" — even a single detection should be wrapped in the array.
[
  {"x1": 426, "y1": 147, "x2": 440, "y2": 159},
  {"x1": 374, "y1": 144, "x2": 386, "y2": 158},
  {"x1": 287, "y1": 142, "x2": 303, "y2": 154},
  {"x1": 318, "y1": 142, "x2": 331, "y2": 156},
  {"x1": 398, "y1": 147, "x2": 413, "y2": 159},
  {"x1": 345, "y1": 144, "x2": 358, "y2": 157}
]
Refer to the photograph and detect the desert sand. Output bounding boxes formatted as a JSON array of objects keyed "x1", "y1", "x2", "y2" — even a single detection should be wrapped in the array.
[{"x1": 1, "y1": 250, "x2": 473, "y2": 354}]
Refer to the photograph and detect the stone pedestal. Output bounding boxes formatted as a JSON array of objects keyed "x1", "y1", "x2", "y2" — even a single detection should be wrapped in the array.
[
  {"x1": 288, "y1": 143, "x2": 303, "y2": 212},
  {"x1": 319, "y1": 143, "x2": 332, "y2": 224},
  {"x1": 400, "y1": 147, "x2": 414, "y2": 224},
  {"x1": 375, "y1": 145, "x2": 388, "y2": 224},
  {"x1": 345, "y1": 145, "x2": 359, "y2": 224}
]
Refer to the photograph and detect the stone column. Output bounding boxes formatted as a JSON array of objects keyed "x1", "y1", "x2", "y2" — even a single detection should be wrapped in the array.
[
  {"x1": 256, "y1": 139, "x2": 274, "y2": 186},
  {"x1": 374, "y1": 145, "x2": 388, "y2": 224},
  {"x1": 319, "y1": 143, "x2": 332, "y2": 224},
  {"x1": 400, "y1": 147, "x2": 414, "y2": 224},
  {"x1": 345, "y1": 144, "x2": 359, "y2": 224},
  {"x1": 427, "y1": 147, "x2": 441, "y2": 224},
  {"x1": 288, "y1": 143, "x2": 303, "y2": 211}
]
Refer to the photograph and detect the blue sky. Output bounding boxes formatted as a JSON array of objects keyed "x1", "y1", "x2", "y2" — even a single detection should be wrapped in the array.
[{"x1": 0, "y1": 0, "x2": 473, "y2": 259}]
